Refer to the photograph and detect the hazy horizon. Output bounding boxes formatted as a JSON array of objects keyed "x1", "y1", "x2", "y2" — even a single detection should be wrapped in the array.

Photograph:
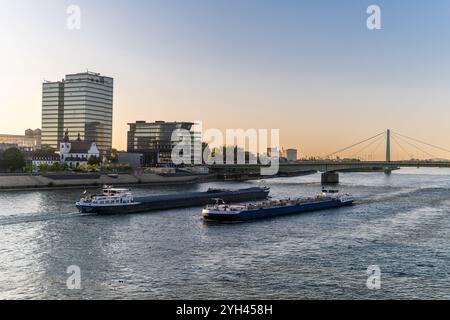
[{"x1": 2, "y1": 0, "x2": 450, "y2": 159}]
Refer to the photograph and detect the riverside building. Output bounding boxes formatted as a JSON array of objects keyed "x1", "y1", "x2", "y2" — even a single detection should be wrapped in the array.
[{"x1": 41, "y1": 71, "x2": 113, "y2": 155}]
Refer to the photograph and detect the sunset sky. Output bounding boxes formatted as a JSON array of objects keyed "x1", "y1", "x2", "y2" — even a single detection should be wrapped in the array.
[{"x1": 1, "y1": 0, "x2": 450, "y2": 159}]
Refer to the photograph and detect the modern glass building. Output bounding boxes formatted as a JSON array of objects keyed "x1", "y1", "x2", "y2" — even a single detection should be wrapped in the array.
[
  {"x1": 41, "y1": 81, "x2": 64, "y2": 149},
  {"x1": 41, "y1": 72, "x2": 113, "y2": 154},
  {"x1": 127, "y1": 121, "x2": 199, "y2": 166}
]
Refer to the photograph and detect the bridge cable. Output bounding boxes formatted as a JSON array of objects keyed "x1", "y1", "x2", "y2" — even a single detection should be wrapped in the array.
[
  {"x1": 391, "y1": 135, "x2": 413, "y2": 160},
  {"x1": 352, "y1": 134, "x2": 386, "y2": 159},
  {"x1": 325, "y1": 131, "x2": 386, "y2": 158},
  {"x1": 392, "y1": 131, "x2": 450, "y2": 154},
  {"x1": 369, "y1": 134, "x2": 387, "y2": 160},
  {"x1": 393, "y1": 134, "x2": 438, "y2": 159},
  {"x1": 351, "y1": 134, "x2": 386, "y2": 160},
  {"x1": 394, "y1": 134, "x2": 437, "y2": 159}
]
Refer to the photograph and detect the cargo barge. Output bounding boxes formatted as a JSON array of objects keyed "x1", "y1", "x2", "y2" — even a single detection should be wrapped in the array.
[
  {"x1": 76, "y1": 185, "x2": 270, "y2": 215},
  {"x1": 202, "y1": 189, "x2": 353, "y2": 221}
]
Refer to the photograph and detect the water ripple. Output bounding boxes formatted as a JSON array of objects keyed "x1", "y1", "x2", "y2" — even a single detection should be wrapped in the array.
[{"x1": 0, "y1": 168, "x2": 449, "y2": 299}]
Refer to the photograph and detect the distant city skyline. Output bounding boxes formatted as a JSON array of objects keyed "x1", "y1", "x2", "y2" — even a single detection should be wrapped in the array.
[{"x1": 2, "y1": 0, "x2": 450, "y2": 159}]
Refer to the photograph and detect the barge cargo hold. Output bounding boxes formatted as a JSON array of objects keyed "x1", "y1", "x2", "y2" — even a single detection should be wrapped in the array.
[{"x1": 76, "y1": 186, "x2": 270, "y2": 215}]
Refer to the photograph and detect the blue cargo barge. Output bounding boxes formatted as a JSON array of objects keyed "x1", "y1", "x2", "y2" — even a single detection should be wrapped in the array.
[
  {"x1": 76, "y1": 185, "x2": 270, "y2": 215},
  {"x1": 202, "y1": 189, "x2": 353, "y2": 221}
]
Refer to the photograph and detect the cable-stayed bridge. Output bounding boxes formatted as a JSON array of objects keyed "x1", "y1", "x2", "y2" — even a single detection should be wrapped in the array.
[
  {"x1": 324, "y1": 129, "x2": 450, "y2": 162},
  {"x1": 210, "y1": 129, "x2": 450, "y2": 183}
]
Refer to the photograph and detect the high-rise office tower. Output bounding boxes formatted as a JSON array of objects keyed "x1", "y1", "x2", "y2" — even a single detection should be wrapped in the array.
[
  {"x1": 41, "y1": 71, "x2": 113, "y2": 155},
  {"x1": 41, "y1": 81, "x2": 64, "y2": 149}
]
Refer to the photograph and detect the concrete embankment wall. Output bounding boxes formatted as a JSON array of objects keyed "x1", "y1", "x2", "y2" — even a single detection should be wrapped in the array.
[
  {"x1": 0, "y1": 174, "x2": 199, "y2": 191},
  {"x1": 0, "y1": 175, "x2": 53, "y2": 189}
]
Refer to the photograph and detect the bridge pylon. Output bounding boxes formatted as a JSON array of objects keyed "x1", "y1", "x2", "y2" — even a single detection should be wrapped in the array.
[{"x1": 386, "y1": 129, "x2": 391, "y2": 162}]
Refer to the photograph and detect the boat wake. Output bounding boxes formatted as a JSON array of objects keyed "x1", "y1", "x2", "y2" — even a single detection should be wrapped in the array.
[
  {"x1": 349, "y1": 198, "x2": 450, "y2": 242},
  {"x1": 355, "y1": 187, "x2": 420, "y2": 204},
  {"x1": 355, "y1": 186, "x2": 450, "y2": 205},
  {"x1": 0, "y1": 211, "x2": 85, "y2": 227}
]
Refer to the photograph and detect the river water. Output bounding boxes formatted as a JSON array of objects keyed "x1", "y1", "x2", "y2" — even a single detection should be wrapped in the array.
[{"x1": 0, "y1": 168, "x2": 449, "y2": 299}]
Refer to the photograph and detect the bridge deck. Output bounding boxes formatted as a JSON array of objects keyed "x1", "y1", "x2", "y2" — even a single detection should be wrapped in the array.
[{"x1": 210, "y1": 161, "x2": 450, "y2": 173}]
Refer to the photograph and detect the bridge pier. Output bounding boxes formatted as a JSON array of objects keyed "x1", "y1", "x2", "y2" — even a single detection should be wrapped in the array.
[{"x1": 321, "y1": 172, "x2": 339, "y2": 185}]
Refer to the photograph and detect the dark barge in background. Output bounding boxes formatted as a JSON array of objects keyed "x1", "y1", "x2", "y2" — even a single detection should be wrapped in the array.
[{"x1": 76, "y1": 186, "x2": 270, "y2": 215}]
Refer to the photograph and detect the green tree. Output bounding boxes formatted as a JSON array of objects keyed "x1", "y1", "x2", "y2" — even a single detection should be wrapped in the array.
[
  {"x1": 110, "y1": 148, "x2": 119, "y2": 163},
  {"x1": 2, "y1": 148, "x2": 25, "y2": 172},
  {"x1": 88, "y1": 155, "x2": 100, "y2": 166},
  {"x1": 216, "y1": 145, "x2": 253, "y2": 163},
  {"x1": 50, "y1": 162, "x2": 68, "y2": 172},
  {"x1": 0, "y1": 150, "x2": 5, "y2": 171},
  {"x1": 38, "y1": 163, "x2": 51, "y2": 172}
]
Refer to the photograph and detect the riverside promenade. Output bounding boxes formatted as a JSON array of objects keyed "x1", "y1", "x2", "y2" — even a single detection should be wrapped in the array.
[{"x1": 0, "y1": 173, "x2": 201, "y2": 191}]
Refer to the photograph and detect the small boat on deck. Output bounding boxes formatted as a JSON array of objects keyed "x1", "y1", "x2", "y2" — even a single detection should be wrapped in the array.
[
  {"x1": 202, "y1": 189, "x2": 354, "y2": 221},
  {"x1": 75, "y1": 185, "x2": 270, "y2": 215}
]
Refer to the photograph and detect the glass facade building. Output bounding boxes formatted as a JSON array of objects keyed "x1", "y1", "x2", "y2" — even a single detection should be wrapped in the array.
[
  {"x1": 41, "y1": 72, "x2": 113, "y2": 154},
  {"x1": 127, "y1": 121, "x2": 199, "y2": 166},
  {"x1": 41, "y1": 82, "x2": 64, "y2": 149}
]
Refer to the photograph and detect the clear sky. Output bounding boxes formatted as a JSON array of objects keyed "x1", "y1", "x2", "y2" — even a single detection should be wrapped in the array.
[{"x1": 1, "y1": 0, "x2": 450, "y2": 159}]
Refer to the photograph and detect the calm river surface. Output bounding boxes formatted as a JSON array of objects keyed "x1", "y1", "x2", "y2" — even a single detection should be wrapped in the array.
[{"x1": 0, "y1": 168, "x2": 449, "y2": 299}]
